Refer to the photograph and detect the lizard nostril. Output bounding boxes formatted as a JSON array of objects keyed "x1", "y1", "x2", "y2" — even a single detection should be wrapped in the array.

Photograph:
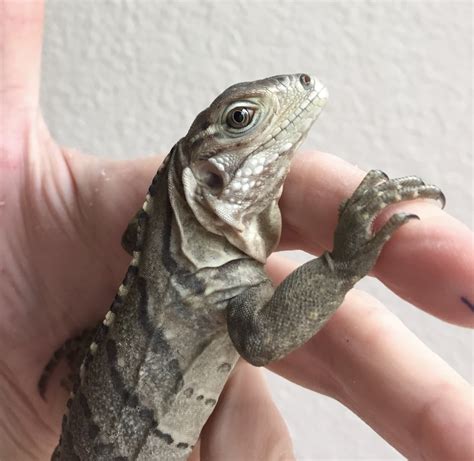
[{"x1": 299, "y1": 74, "x2": 312, "y2": 88}]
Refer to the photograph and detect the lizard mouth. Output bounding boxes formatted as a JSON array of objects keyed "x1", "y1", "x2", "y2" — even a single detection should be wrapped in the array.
[
  {"x1": 247, "y1": 83, "x2": 328, "y2": 171},
  {"x1": 268, "y1": 84, "x2": 328, "y2": 147}
]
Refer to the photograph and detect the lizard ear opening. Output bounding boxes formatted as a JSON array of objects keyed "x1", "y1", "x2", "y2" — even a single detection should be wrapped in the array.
[{"x1": 195, "y1": 161, "x2": 224, "y2": 193}]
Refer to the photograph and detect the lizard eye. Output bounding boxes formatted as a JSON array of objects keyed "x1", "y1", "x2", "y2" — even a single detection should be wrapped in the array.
[{"x1": 226, "y1": 107, "x2": 255, "y2": 129}]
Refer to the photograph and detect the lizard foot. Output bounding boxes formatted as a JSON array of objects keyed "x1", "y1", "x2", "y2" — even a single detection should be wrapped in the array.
[{"x1": 331, "y1": 169, "x2": 445, "y2": 279}]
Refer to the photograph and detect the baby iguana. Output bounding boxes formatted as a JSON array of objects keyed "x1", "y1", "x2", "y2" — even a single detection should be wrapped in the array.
[{"x1": 51, "y1": 74, "x2": 444, "y2": 460}]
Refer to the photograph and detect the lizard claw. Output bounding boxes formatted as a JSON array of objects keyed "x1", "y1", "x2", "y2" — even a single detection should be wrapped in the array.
[{"x1": 438, "y1": 189, "x2": 447, "y2": 209}]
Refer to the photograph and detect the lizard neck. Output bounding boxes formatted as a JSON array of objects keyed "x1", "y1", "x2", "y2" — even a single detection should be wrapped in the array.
[
  {"x1": 167, "y1": 141, "x2": 250, "y2": 270},
  {"x1": 173, "y1": 140, "x2": 282, "y2": 265}
]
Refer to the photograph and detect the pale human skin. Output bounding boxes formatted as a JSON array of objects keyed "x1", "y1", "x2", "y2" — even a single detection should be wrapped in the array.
[{"x1": 0, "y1": 2, "x2": 473, "y2": 460}]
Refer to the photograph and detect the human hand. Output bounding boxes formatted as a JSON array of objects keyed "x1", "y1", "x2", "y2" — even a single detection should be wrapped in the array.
[
  {"x1": 264, "y1": 151, "x2": 474, "y2": 460},
  {"x1": 1, "y1": 2, "x2": 473, "y2": 461},
  {"x1": 0, "y1": 3, "x2": 293, "y2": 460}
]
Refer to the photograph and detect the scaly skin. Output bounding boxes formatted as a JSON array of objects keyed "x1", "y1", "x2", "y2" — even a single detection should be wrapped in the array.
[{"x1": 51, "y1": 74, "x2": 444, "y2": 460}]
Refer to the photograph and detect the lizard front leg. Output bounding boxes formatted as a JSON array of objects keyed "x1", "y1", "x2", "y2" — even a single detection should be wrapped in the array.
[{"x1": 227, "y1": 170, "x2": 445, "y2": 366}]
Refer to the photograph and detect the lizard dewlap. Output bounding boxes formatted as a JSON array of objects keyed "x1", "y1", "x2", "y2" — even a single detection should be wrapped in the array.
[{"x1": 50, "y1": 74, "x2": 444, "y2": 460}]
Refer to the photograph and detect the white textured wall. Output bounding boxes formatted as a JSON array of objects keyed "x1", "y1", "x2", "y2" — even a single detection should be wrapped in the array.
[{"x1": 41, "y1": 1, "x2": 473, "y2": 460}]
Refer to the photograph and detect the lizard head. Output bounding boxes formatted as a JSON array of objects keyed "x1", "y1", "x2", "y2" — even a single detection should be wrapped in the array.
[{"x1": 180, "y1": 73, "x2": 328, "y2": 262}]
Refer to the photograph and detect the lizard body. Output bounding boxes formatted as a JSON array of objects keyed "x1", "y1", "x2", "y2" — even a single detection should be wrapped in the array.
[{"x1": 51, "y1": 74, "x2": 444, "y2": 460}]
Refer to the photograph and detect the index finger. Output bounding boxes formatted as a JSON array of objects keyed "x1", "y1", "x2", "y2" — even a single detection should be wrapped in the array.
[{"x1": 280, "y1": 151, "x2": 474, "y2": 327}]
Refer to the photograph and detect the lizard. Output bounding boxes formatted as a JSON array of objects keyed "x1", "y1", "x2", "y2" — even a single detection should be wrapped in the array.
[{"x1": 49, "y1": 73, "x2": 444, "y2": 460}]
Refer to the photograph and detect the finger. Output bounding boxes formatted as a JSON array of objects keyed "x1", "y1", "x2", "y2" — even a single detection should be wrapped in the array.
[
  {"x1": 0, "y1": 0, "x2": 44, "y2": 114},
  {"x1": 89, "y1": 151, "x2": 473, "y2": 328},
  {"x1": 266, "y1": 255, "x2": 474, "y2": 461},
  {"x1": 199, "y1": 361, "x2": 295, "y2": 461},
  {"x1": 280, "y1": 151, "x2": 474, "y2": 327}
]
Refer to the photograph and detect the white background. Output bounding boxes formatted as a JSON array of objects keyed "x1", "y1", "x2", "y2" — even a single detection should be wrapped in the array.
[{"x1": 41, "y1": 1, "x2": 472, "y2": 460}]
